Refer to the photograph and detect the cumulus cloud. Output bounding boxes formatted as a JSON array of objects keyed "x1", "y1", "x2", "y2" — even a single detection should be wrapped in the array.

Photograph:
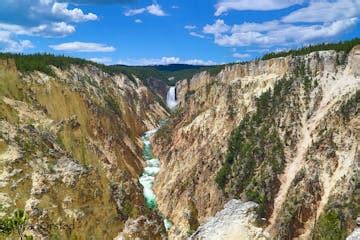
[
  {"x1": 159, "y1": 57, "x2": 181, "y2": 65},
  {"x1": 204, "y1": 0, "x2": 359, "y2": 50},
  {"x1": 11, "y1": 0, "x2": 99, "y2": 24},
  {"x1": 203, "y1": 19, "x2": 230, "y2": 35},
  {"x1": 0, "y1": 31, "x2": 34, "y2": 52},
  {"x1": 0, "y1": 0, "x2": 98, "y2": 46},
  {"x1": 205, "y1": 18, "x2": 357, "y2": 47},
  {"x1": 134, "y1": 19, "x2": 143, "y2": 23},
  {"x1": 0, "y1": 22, "x2": 75, "y2": 38},
  {"x1": 117, "y1": 57, "x2": 216, "y2": 66},
  {"x1": 282, "y1": 0, "x2": 360, "y2": 23},
  {"x1": 147, "y1": 4, "x2": 167, "y2": 16},
  {"x1": 0, "y1": 21, "x2": 74, "y2": 52},
  {"x1": 51, "y1": 2, "x2": 98, "y2": 22},
  {"x1": 125, "y1": 4, "x2": 166, "y2": 17},
  {"x1": 32, "y1": 22, "x2": 76, "y2": 37},
  {"x1": 215, "y1": 0, "x2": 304, "y2": 16},
  {"x1": 49, "y1": 41, "x2": 116, "y2": 52}
]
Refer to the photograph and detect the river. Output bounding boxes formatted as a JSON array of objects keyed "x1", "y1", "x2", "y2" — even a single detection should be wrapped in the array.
[{"x1": 138, "y1": 86, "x2": 177, "y2": 231}]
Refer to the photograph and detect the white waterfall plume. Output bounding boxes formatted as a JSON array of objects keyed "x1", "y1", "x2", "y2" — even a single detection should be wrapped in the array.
[{"x1": 166, "y1": 86, "x2": 177, "y2": 109}]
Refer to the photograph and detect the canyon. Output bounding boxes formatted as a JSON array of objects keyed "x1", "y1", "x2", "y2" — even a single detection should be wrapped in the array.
[{"x1": 0, "y1": 43, "x2": 359, "y2": 240}]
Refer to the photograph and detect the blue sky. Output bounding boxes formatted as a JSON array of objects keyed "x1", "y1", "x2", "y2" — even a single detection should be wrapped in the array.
[{"x1": 0, "y1": 0, "x2": 359, "y2": 65}]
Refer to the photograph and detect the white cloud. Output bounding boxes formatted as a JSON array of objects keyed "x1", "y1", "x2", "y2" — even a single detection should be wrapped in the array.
[
  {"x1": 0, "y1": 31, "x2": 34, "y2": 52},
  {"x1": 147, "y1": 4, "x2": 167, "y2": 16},
  {"x1": 232, "y1": 20, "x2": 285, "y2": 33},
  {"x1": 203, "y1": 19, "x2": 230, "y2": 35},
  {"x1": 125, "y1": 3, "x2": 166, "y2": 17},
  {"x1": 202, "y1": 0, "x2": 360, "y2": 51},
  {"x1": 215, "y1": 0, "x2": 304, "y2": 16},
  {"x1": 283, "y1": 0, "x2": 360, "y2": 23},
  {"x1": 49, "y1": 41, "x2": 116, "y2": 52},
  {"x1": 185, "y1": 25, "x2": 197, "y2": 30},
  {"x1": 117, "y1": 57, "x2": 216, "y2": 66},
  {"x1": 88, "y1": 57, "x2": 112, "y2": 64},
  {"x1": 204, "y1": 17, "x2": 358, "y2": 47},
  {"x1": 233, "y1": 53, "x2": 250, "y2": 58},
  {"x1": 2, "y1": 39, "x2": 34, "y2": 53},
  {"x1": 0, "y1": 20, "x2": 76, "y2": 52},
  {"x1": 51, "y1": 2, "x2": 98, "y2": 22},
  {"x1": 185, "y1": 25, "x2": 205, "y2": 38},
  {"x1": 159, "y1": 57, "x2": 180, "y2": 65},
  {"x1": 190, "y1": 32, "x2": 205, "y2": 39},
  {"x1": 124, "y1": 8, "x2": 147, "y2": 16},
  {"x1": 28, "y1": 0, "x2": 98, "y2": 23},
  {"x1": 31, "y1": 22, "x2": 76, "y2": 37},
  {"x1": 0, "y1": 23, "x2": 29, "y2": 35},
  {"x1": 184, "y1": 59, "x2": 216, "y2": 65},
  {"x1": 0, "y1": 0, "x2": 97, "y2": 40},
  {"x1": 135, "y1": 19, "x2": 143, "y2": 23},
  {"x1": 0, "y1": 21, "x2": 75, "y2": 38}
]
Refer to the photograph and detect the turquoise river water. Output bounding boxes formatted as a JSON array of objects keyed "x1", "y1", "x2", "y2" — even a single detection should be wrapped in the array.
[{"x1": 139, "y1": 126, "x2": 173, "y2": 231}]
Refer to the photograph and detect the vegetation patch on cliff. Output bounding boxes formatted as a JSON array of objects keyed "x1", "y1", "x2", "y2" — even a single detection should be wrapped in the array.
[
  {"x1": 215, "y1": 77, "x2": 300, "y2": 217},
  {"x1": 313, "y1": 209, "x2": 348, "y2": 240},
  {"x1": 340, "y1": 89, "x2": 360, "y2": 121},
  {"x1": 262, "y1": 38, "x2": 360, "y2": 60}
]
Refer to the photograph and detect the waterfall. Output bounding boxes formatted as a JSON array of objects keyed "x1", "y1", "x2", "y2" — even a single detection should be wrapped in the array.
[{"x1": 166, "y1": 86, "x2": 177, "y2": 110}]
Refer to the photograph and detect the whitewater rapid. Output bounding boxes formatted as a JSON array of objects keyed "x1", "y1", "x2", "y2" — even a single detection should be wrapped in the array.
[{"x1": 139, "y1": 126, "x2": 173, "y2": 230}]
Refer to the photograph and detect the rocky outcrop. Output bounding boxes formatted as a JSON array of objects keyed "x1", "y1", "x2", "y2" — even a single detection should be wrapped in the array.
[
  {"x1": 146, "y1": 77, "x2": 169, "y2": 99},
  {"x1": 153, "y1": 46, "x2": 360, "y2": 239},
  {"x1": 347, "y1": 228, "x2": 360, "y2": 240},
  {"x1": 190, "y1": 200, "x2": 268, "y2": 240},
  {"x1": 114, "y1": 215, "x2": 166, "y2": 240}
]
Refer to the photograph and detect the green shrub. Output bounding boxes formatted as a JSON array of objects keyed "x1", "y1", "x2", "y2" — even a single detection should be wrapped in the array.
[
  {"x1": 215, "y1": 162, "x2": 230, "y2": 189},
  {"x1": 185, "y1": 90, "x2": 196, "y2": 101},
  {"x1": 340, "y1": 90, "x2": 360, "y2": 121},
  {"x1": 0, "y1": 209, "x2": 31, "y2": 239},
  {"x1": 313, "y1": 209, "x2": 347, "y2": 240},
  {"x1": 104, "y1": 95, "x2": 122, "y2": 116}
]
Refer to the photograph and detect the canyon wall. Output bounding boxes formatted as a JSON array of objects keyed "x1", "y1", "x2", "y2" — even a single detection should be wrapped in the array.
[
  {"x1": 152, "y1": 47, "x2": 360, "y2": 239},
  {"x1": 0, "y1": 61, "x2": 168, "y2": 239}
]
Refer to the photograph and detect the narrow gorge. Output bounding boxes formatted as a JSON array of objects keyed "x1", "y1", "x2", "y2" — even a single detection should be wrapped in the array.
[{"x1": 139, "y1": 86, "x2": 177, "y2": 231}]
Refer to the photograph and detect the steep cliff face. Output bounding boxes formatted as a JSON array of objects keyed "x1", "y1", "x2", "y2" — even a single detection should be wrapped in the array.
[
  {"x1": 152, "y1": 46, "x2": 360, "y2": 239},
  {"x1": 0, "y1": 60, "x2": 168, "y2": 239},
  {"x1": 145, "y1": 77, "x2": 169, "y2": 100}
]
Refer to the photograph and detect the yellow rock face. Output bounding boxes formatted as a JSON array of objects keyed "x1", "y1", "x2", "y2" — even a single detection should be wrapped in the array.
[
  {"x1": 0, "y1": 62, "x2": 168, "y2": 239},
  {"x1": 153, "y1": 46, "x2": 360, "y2": 239}
]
